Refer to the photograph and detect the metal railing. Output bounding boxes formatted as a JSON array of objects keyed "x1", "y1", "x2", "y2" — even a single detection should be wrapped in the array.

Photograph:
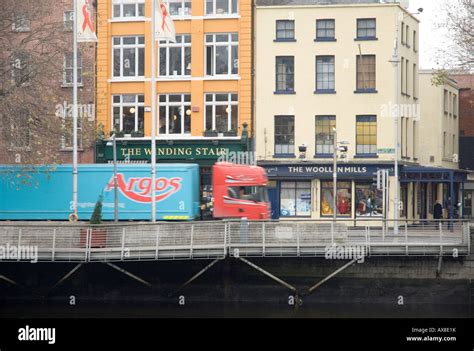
[{"x1": 0, "y1": 220, "x2": 470, "y2": 262}]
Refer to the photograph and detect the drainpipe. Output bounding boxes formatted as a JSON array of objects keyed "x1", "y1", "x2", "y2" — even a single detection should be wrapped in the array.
[{"x1": 250, "y1": 0, "x2": 255, "y2": 154}]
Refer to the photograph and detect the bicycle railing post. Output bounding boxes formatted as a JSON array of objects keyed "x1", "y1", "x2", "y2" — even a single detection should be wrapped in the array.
[
  {"x1": 467, "y1": 222, "x2": 471, "y2": 255},
  {"x1": 52, "y1": 228, "x2": 57, "y2": 262},
  {"x1": 439, "y1": 221, "x2": 443, "y2": 256},
  {"x1": 262, "y1": 222, "x2": 266, "y2": 257},
  {"x1": 121, "y1": 227, "x2": 125, "y2": 261},
  {"x1": 405, "y1": 222, "x2": 408, "y2": 256},
  {"x1": 367, "y1": 223, "x2": 371, "y2": 256},
  {"x1": 190, "y1": 223, "x2": 194, "y2": 259},
  {"x1": 224, "y1": 221, "x2": 228, "y2": 257},
  {"x1": 17, "y1": 228, "x2": 22, "y2": 262},
  {"x1": 296, "y1": 224, "x2": 300, "y2": 257},
  {"x1": 85, "y1": 227, "x2": 90, "y2": 262},
  {"x1": 331, "y1": 222, "x2": 334, "y2": 246},
  {"x1": 155, "y1": 225, "x2": 160, "y2": 260}
]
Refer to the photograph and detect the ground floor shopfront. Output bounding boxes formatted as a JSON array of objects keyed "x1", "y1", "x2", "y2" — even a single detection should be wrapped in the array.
[
  {"x1": 95, "y1": 138, "x2": 249, "y2": 219},
  {"x1": 260, "y1": 163, "x2": 467, "y2": 223}
]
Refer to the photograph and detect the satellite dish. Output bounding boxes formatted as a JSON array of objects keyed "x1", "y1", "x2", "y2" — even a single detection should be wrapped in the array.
[{"x1": 399, "y1": 0, "x2": 410, "y2": 9}]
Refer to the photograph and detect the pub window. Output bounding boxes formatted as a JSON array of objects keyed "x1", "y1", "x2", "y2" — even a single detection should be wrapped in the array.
[
  {"x1": 356, "y1": 115, "x2": 377, "y2": 155},
  {"x1": 356, "y1": 183, "x2": 383, "y2": 217},
  {"x1": 321, "y1": 181, "x2": 352, "y2": 217},
  {"x1": 356, "y1": 54, "x2": 376, "y2": 92},
  {"x1": 444, "y1": 90, "x2": 449, "y2": 113},
  {"x1": 11, "y1": 52, "x2": 31, "y2": 86},
  {"x1": 276, "y1": 20, "x2": 295, "y2": 41},
  {"x1": 12, "y1": 13, "x2": 30, "y2": 32},
  {"x1": 405, "y1": 59, "x2": 410, "y2": 95},
  {"x1": 169, "y1": 0, "x2": 192, "y2": 16},
  {"x1": 204, "y1": 93, "x2": 238, "y2": 133},
  {"x1": 413, "y1": 30, "x2": 417, "y2": 52},
  {"x1": 275, "y1": 56, "x2": 294, "y2": 93},
  {"x1": 280, "y1": 181, "x2": 311, "y2": 217},
  {"x1": 112, "y1": 36, "x2": 145, "y2": 78},
  {"x1": 357, "y1": 18, "x2": 376, "y2": 39},
  {"x1": 159, "y1": 94, "x2": 191, "y2": 135},
  {"x1": 316, "y1": 19, "x2": 335, "y2": 40},
  {"x1": 112, "y1": 94, "x2": 145, "y2": 135},
  {"x1": 9, "y1": 111, "x2": 31, "y2": 149},
  {"x1": 159, "y1": 34, "x2": 191, "y2": 77},
  {"x1": 316, "y1": 55, "x2": 335, "y2": 92},
  {"x1": 205, "y1": 0, "x2": 238, "y2": 16},
  {"x1": 274, "y1": 115, "x2": 294, "y2": 155},
  {"x1": 64, "y1": 11, "x2": 74, "y2": 31},
  {"x1": 205, "y1": 33, "x2": 238, "y2": 76},
  {"x1": 112, "y1": 0, "x2": 145, "y2": 19},
  {"x1": 315, "y1": 115, "x2": 335, "y2": 155},
  {"x1": 61, "y1": 112, "x2": 83, "y2": 150},
  {"x1": 63, "y1": 52, "x2": 83, "y2": 86}
]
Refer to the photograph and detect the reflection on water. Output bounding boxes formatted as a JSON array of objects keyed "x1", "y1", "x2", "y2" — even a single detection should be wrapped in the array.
[{"x1": 1, "y1": 301, "x2": 470, "y2": 319}]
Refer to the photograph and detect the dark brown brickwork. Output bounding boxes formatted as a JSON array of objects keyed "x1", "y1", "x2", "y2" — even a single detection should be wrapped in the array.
[
  {"x1": 0, "y1": 0, "x2": 96, "y2": 165},
  {"x1": 451, "y1": 73, "x2": 474, "y2": 170}
]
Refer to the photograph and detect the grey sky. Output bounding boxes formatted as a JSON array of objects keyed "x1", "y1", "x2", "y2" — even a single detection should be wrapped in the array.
[{"x1": 408, "y1": 0, "x2": 451, "y2": 69}]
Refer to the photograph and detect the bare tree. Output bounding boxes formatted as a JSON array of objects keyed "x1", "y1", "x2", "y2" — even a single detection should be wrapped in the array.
[
  {"x1": 0, "y1": 0, "x2": 96, "y2": 185},
  {"x1": 436, "y1": 0, "x2": 473, "y2": 72}
]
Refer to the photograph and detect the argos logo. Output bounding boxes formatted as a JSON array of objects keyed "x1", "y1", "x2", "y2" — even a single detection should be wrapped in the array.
[{"x1": 105, "y1": 174, "x2": 182, "y2": 203}]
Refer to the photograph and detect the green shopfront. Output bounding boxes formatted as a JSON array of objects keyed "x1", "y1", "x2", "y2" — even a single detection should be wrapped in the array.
[{"x1": 96, "y1": 139, "x2": 249, "y2": 219}]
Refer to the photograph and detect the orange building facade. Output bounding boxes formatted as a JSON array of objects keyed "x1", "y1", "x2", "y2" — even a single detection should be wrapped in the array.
[{"x1": 96, "y1": 0, "x2": 252, "y2": 159}]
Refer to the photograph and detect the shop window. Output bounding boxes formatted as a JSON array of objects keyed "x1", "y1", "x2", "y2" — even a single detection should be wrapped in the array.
[
  {"x1": 401, "y1": 183, "x2": 408, "y2": 217},
  {"x1": 321, "y1": 181, "x2": 352, "y2": 217},
  {"x1": 355, "y1": 183, "x2": 383, "y2": 217},
  {"x1": 280, "y1": 181, "x2": 311, "y2": 217}
]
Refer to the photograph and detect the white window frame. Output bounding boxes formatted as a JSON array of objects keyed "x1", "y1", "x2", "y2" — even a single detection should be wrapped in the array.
[
  {"x1": 112, "y1": 94, "x2": 145, "y2": 133},
  {"x1": 64, "y1": 11, "x2": 74, "y2": 31},
  {"x1": 204, "y1": 93, "x2": 238, "y2": 132},
  {"x1": 205, "y1": 0, "x2": 239, "y2": 16},
  {"x1": 9, "y1": 111, "x2": 31, "y2": 150},
  {"x1": 112, "y1": 0, "x2": 145, "y2": 19},
  {"x1": 158, "y1": 94, "x2": 192, "y2": 136},
  {"x1": 169, "y1": 0, "x2": 192, "y2": 17},
  {"x1": 63, "y1": 53, "x2": 83, "y2": 86},
  {"x1": 61, "y1": 115, "x2": 83, "y2": 150},
  {"x1": 205, "y1": 33, "x2": 239, "y2": 77},
  {"x1": 158, "y1": 34, "x2": 191, "y2": 78},
  {"x1": 12, "y1": 14, "x2": 31, "y2": 32},
  {"x1": 11, "y1": 52, "x2": 31, "y2": 86},
  {"x1": 112, "y1": 36, "x2": 145, "y2": 79}
]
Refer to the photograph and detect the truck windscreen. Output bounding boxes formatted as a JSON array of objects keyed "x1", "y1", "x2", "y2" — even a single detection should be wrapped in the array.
[{"x1": 227, "y1": 186, "x2": 269, "y2": 203}]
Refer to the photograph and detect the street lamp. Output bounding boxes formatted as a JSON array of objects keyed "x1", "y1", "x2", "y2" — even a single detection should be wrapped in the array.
[{"x1": 106, "y1": 133, "x2": 118, "y2": 222}]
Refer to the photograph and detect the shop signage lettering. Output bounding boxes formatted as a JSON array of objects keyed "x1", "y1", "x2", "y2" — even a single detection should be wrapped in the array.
[
  {"x1": 120, "y1": 147, "x2": 229, "y2": 158},
  {"x1": 264, "y1": 164, "x2": 394, "y2": 179},
  {"x1": 288, "y1": 166, "x2": 368, "y2": 174}
]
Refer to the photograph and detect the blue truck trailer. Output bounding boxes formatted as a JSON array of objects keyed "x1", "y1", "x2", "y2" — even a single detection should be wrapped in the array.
[{"x1": 0, "y1": 164, "x2": 200, "y2": 221}]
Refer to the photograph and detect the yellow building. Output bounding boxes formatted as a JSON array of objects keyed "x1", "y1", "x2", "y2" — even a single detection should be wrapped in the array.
[
  {"x1": 254, "y1": 0, "x2": 466, "y2": 222},
  {"x1": 96, "y1": 0, "x2": 252, "y2": 157}
]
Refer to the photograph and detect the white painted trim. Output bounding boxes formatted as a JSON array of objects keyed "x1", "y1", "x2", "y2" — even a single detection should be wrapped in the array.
[{"x1": 109, "y1": 18, "x2": 149, "y2": 23}]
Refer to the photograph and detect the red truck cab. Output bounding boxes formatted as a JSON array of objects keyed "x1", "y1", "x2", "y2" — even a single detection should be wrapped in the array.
[{"x1": 212, "y1": 162, "x2": 270, "y2": 220}]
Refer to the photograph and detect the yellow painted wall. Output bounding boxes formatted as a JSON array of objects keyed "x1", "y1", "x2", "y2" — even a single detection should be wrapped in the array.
[{"x1": 96, "y1": 0, "x2": 252, "y2": 138}]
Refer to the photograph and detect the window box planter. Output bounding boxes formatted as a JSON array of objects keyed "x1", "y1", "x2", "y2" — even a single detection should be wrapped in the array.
[
  {"x1": 204, "y1": 130, "x2": 218, "y2": 137},
  {"x1": 223, "y1": 130, "x2": 237, "y2": 137},
  {"x1": 131, "y1": 131, "x2": 144, "y2": 138}
]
